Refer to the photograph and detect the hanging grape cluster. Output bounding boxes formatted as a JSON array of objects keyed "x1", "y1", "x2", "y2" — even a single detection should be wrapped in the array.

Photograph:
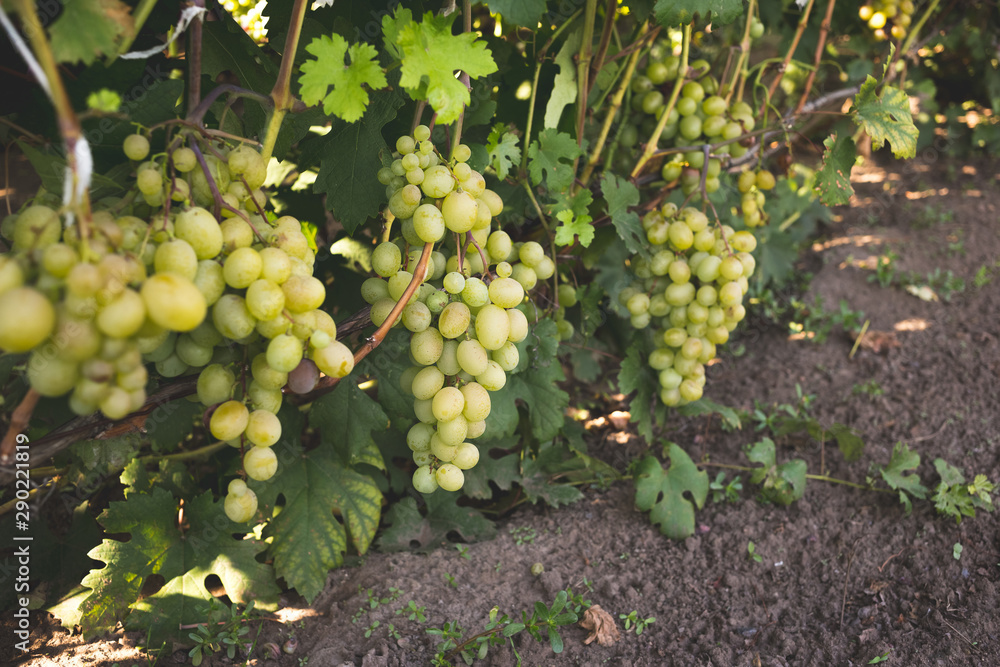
[
  {"x1": 619, "y1": 205, "x2": 757, "y2": 407},
  {"x1": 0, "y1": 134, "x2": 356, "y2": 523},
  {"x1": 364, "y1": 125, "x2": 551, "y2": 494},
  {"x1": 859, "y1": 0, "x2": 916, "y2": 41}
]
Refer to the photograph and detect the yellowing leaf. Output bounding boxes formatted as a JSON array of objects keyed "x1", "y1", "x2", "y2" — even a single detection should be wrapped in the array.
[
  {"x1": 852, "y1": 77, "x2": 919, "y2": 158},
  {"x1": 816, "y1": 133, "x2": 856, "y2": 206},
  {"x1": 50, "y1": 0, "x2": 134, "y2": 65},
  {"x1": 396, "y1": 12, "x2": 498, "y2": 125},
  {"x1": 299, "y1": 34, "x2": 388, "y2": 122}
]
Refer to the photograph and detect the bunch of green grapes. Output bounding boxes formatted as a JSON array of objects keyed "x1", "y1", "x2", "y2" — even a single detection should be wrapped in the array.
[
  {"x1": 364, "y1": 125, "x2": 549, "y2": 494},
  {"x1": 617, "y1": 204, "x2": 757, "y2": 407},
  {"x1": 859, "y1": 0, "x2": 915, "y2": 41},
  {"x1": 222, "y1": 0, "x2": 268, "y2": 42},
  {"x1": 0, "y1": 133, "x2": 354, "y2": 523}
]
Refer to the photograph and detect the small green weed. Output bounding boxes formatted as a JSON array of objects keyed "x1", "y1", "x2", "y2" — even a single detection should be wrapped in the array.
[
  {"x1": 619, "y1": 610, "x2": 656, "y2": 635},
  {"x1": 709, "y1": 472, "x2": 743, "y2": 503},
  {"x1": 852, "y1": 379, "x2": 884, "y2": 399},
  {"x1": 444, "y1": 573, "x2": 458, "y2": 588},
  {"x1": 186, "y1": 600, "x2": 256, "y2": 667},
  {"x1": 397, "y1": 600, "x2": 428, "y2": 623},
  {"x1": 747, "y1": 541, "x2": 763, "y2": 563},
  {"x1": 953, "y1": 542, "x2": 963, "y2": 560},
  {"x1": 869, "y1": 648, "x2": 892, "y2": 663},
  {"x1": 509, "y1": 525, "x2": 537, "y2": 546},
  {"x1": 867, "y1": 249, "x2": 899, "y2": 288},
  {"x1": 455, "y1": 544, "x2": 471, "y2": 560}
]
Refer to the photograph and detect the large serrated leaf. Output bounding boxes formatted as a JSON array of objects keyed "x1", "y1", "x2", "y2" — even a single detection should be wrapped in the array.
[
  {"x1": 78, "y1": 488, "x2": 278, "y2": 644},
  {"x1": 527, "y1": 129, "x2": 583, "y2": 194},
  {"x1": 310, "y1": 375, "x2": 389, "y2": 466},
  {"x1": 298, "y1": 34, "x2": 387, "y2": 122},
  {"x1": 308, "y1": 89, "x2": 405, "y2": 234},
  {"x1": 396, "y1": 11, "x2": 498, "y2": 124},
  {"x1": 633, "y1": 446, "x2": 708, "y2": 539},
  {"x1": 816, "y1": 133, "x2": 856, "y2": 206},
  {"x1": 252, "y1": 443, "x2": 382, "y2": 602},
  {"x1": 601, "y1": 172, "x2": 646, "y2": 257},
  {"x1": 653, "y1": 0, "x2": 743, "y2": 27},
  {"x1": 378, "y1": 493, "x2": 495, "y2": 552}
]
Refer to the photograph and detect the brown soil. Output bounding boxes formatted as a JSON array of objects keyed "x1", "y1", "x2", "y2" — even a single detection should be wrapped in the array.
[{"x1": 6, "y1": 157, "x2": 1000, "y2": 666}]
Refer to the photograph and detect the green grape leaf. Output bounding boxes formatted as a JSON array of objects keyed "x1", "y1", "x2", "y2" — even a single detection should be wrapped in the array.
[
  {"x1": 600, "y1": 172, "x2": 646, "y2": 257},
  {"x1": 677, "y1": 398, "x2": 743, "y2": 431},
  {"x1": 357, "y1": 330, "x2": 415, "y2": 428},
  {"x1": 852, "y1": 78, "x2": 918, "y2": 158},
  {"x1": 828, "y1": 422, "x2": 865, "y2": 462},
  {"x1": 653, "y1": 0, "x2": 744, "y2": 27},
  {"x1": 548, "y1": 187, "x2": 593, "y2": 219},
  {"x1": 50, "y1": 0, "x2": 134, "y2": 65},
  {"x1": 544, "y1": 27, "x2": 581, "y2": 129},
  {"x1": 527, "y1": 129, "x2": 583, "y2": 194},
  {"x1": 381, "y1": 5, "x2": 411, "y2": 60},
  {"x1": 145, "y1": 399, "x2": 202, "y2": 454},
  {"x1": 252, "y1": 442, "x2": 382, "y2": 602},
  {"x1": 486, "y1": 124, "x2": 522, "y2": 181},
  {"x1": 484, "y1": 0, "x2": 548, "y2": 27},
  {"x1": 299, "y1": 34, "x2": 388, "y2": 122},
  {"x1": 202, "y1": 16, "x2": 277, "y2": 94},
  {"x1": 78, "y1": 487, "x2": 278, "y2": 643},
  {"x1": 309, "y1": 88, "x2": 405, "y2": 234},
  {"x1": 460, "y1": 438, "x2": 522, "y2": 499},
  {"x1": 880, "y1": 442, "x2": 927, "y2": 514},
  {"x1": 396, "y1": 11, "x2": 498, "y2": 124},
  {"x1": 554, "y1": 209, "x2": 595, "y2": 247},
  {"x1": 310, "y1": 376, "x2": 390, "y2": 466},
  {"x1": 519, "y1": 440, "x2": 587, "y2": 507},
  {"x1": 933, "y1": 458, "x2": 965, "y2": 487},
  {"x1": 746, "y1": 438, "x2": 806, "y2": 506},
  {"x1": 378, "y1": 492, "x2": 495, "y2": 552},
  {"x1": 618, "y1": 341, "x2": 666, "y2": 442},
  {"x1": 816, "y1": 133, "x2": 856, "y2": 206},
  {"x1": 506, "y1": 359, "x2": 568, "y2": 442},
  {"x1": 633, "y1": 446, "x2": 708, "y2": 540}
]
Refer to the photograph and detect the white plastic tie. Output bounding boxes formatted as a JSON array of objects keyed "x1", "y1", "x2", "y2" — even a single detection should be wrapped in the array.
[{"x1": 120, "y1": 6, "x2": 207, "y2": 60}]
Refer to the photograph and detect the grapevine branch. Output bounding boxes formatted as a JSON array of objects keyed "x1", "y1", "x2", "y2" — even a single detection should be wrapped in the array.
[
  {"x1": 572, "y1": 0, "x2": 599, "y2": 174},
  {"x1": 260, "y1": 0, "x2": 309, "y2": 162},
  {"x1": 631, "y1": 23, "x2": 692, "y2": 180},
  {"x1": 0, "y1": 377, "x2": 199, "y2": 486},
  {"x1": 765, "y1": 0, "x2": 815, "y2": 103},
  {"x1": 579, "y1": 21, "x2": 649, "y2": 188},
  {"x1": 294, "y1": 242, "x2": 435, "y2": 403},
  {"x1": 0, "y1": 389, "x2": 40, "y2": 464},
  {"x1": 794, "y1": 0, "x2": 836, "y2": 114}
]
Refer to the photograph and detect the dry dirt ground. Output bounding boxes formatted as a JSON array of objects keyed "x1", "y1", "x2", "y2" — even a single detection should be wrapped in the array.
[{"x1": 5, "y1": 156, "x2": 1000, "y2": 666}]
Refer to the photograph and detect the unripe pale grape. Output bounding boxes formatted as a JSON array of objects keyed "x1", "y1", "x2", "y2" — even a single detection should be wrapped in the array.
[
  {"x1": 410, "y1": 327, "x2": 444, "y2": 366},
  {"x1": 142, "y1": 273, "x2": 207, "y2": 332},
  {"x1": 435, "y1": 464, "x2": 464, "y2": 491},
  {"x1": 459, "y1": 382, "x2": 491, "y2": 422},
  {"x1": 245, "y1": 410, "x2": 281, "y2": 447},
  {"x1": 311, "y1": 340, "x2": 354, "y2": 378},
  {"x1": 507, "y1": 308, "x2": 529, "y2": 343},
  {"x1": 476, "y1": 360, "x2": 506, "y2": 391},
  {"x1": 198, "y1": 364, "x2": 235, "y2": 406},
  {"x1": 412, "y1": 465, "x2": 438, "y2": 493},
  {"x1": 211, "y1": 400, "x2": 250, "y2": 441},
  {"x1": 452, "y1": 442, "x2": 480, "y2": 470},
  {"x1": 0, "y1": 287, "x2": 56, "y2": 352},
  {"x1": 456, "y1": 339, "x2": 489, "y2": 376},
  {"x1": 432, "y1": 386, "x2": 465, "y2": 422},
  {"x1": 436, "y1": 339, "x2": 461, "y2": 376},
  {"x1": 475, "y1": 304, "x2": 510, "y2": 350},
  {"x1": 438, "y1": 301, "x2": 471, "y2": 338},
  {"x1": 225, "y1": 487, "x2": 258, "y2": 523}
]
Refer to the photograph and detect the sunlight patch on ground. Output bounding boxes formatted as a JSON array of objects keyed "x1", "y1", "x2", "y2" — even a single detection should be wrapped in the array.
[
  {"x1": 894, "y1": 318, "x2": 930, "y2": 332},
  {"x1": 811, "y1": 234, "x2": 886, "y2": 252}
]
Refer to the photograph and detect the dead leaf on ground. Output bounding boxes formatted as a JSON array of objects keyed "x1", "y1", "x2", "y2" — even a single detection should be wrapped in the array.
[
  {"x1": 856, "y1": 330, "x2": 901, "y2": 354},
  {"x1": 580, "y1": 605, "x2": 621, "y2": 646}
]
